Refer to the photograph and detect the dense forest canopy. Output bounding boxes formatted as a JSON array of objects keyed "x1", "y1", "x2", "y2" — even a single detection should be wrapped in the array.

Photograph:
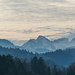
[{"x1": 0, "y1": 54, "x2": 75, "y2": 75}]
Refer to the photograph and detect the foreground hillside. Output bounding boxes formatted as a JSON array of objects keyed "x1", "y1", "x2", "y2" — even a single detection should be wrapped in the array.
[{"x1": 0, "y1": 54, "x2": 75, "y2": 75}]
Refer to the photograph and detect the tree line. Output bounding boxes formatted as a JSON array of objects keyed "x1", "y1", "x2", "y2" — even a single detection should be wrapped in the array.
[{"x1": 0, "y1": 54, "x2": 75, "y2": 75}]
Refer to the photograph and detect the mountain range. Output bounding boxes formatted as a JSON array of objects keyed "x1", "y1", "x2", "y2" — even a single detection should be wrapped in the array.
[
  {"x1": 0, "y1": 35, "x2": 75, "y2": 53},
  {"x1": 21, "y1": 36, "x2": 75, "y2": 53},
  {"x1": 21, "y1": 36, "x2": 56, "y2": 53}
]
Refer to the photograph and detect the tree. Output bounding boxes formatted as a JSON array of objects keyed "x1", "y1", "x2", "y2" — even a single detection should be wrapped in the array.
[
  {"x1": 38, "y1": 57, "x2": 46, "y2": 75},
  {"x1": 31, "y1": 56, "x2": 38, "y2": 74},
  {"x1": 67, "y1": 63, "x2": 75, "y2": 75},
  {"x1": 52, "y1": 65, "x2": 59, "y2": 75},
  {"x1": 46, "y1": 67, "x2": 51, "y2": 75}
]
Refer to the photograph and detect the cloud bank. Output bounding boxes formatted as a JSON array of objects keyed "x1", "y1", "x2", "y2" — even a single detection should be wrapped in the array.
[{"x1": 0, "y1": 0, "x2": 75, "y2": 40}]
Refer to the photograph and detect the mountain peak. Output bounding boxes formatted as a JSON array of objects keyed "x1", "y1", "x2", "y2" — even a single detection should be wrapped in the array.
[
  {"x1": 37, "y1": 35, "x2": 49, "y2": 41},
  {"x1": 37, "y1": 35, "x2": 45, "y2": 39}
]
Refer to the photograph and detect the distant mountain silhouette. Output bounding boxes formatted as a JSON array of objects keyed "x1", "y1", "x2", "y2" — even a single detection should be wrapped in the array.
[
  {"x1": 21, "y1": 35, "x2": 56, "y2": 53},
  {"x1": 1, "y1": 36, "x2": 75, "y2": 53},
  {"x1": 20, "y1": 36, "x2": 75, "y2": 53},
  {"x1": 0, "y1": 39, "x2": 15, "y2": 48},
  {"x1": 52, "y1": 38, "x2": 70, "y2": 50},
  {"x1": 21, "y1": 36, "x2": 75, "y2": 53}
]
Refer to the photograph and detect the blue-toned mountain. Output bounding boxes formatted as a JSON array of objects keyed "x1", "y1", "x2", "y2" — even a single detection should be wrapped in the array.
[
  {"x1": 22, "y1": 36, "x2": 56, "y2": 53},
  {"x1": 0, "y1": 39, "x2": 15, "y2": 48}
]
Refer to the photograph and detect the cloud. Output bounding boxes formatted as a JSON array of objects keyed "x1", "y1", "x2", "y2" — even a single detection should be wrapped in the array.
[
  {"x1": 0, "y1": 0, "x2": 74, "y2": 22},
  {"x1": 23, "y1": 30, "x2": 40, "y2": 34},
  {"x1": 0, "y1": 29, "x2": 40, "y2": 34},
  {"x1": 0, "y1": 0, "x2": 75, "y2": 40}
]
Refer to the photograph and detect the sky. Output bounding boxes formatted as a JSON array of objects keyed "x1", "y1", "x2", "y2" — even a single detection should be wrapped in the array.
[{"x1": 0, "y1": 0, "x2": 75, "y2": 45}]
